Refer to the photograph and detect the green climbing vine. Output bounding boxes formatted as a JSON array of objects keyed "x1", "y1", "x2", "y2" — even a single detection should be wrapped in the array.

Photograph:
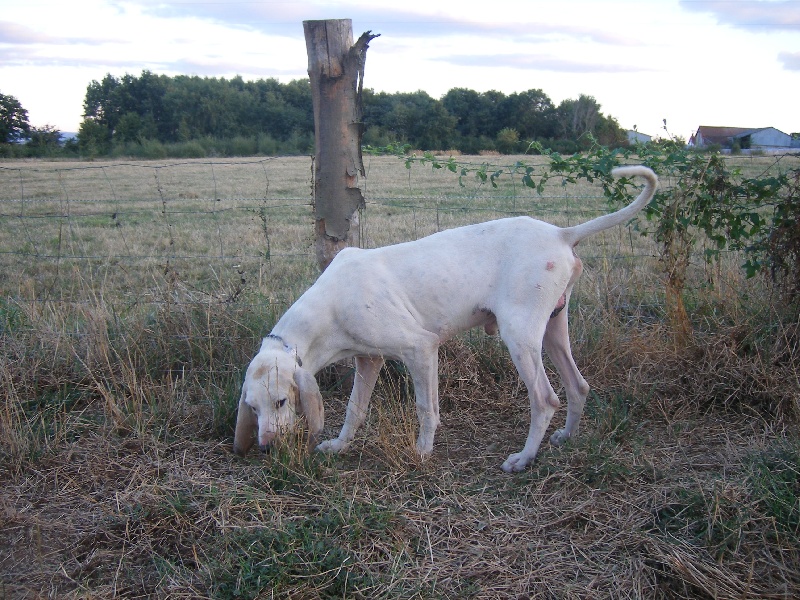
[{"x1": 402, "y1": 136, "x2": 800, "y2": 329}]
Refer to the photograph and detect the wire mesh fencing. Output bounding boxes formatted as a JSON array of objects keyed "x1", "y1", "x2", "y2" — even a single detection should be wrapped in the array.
[{"x1": 2, "y1": 152, "x2": 789, "y2": 327}]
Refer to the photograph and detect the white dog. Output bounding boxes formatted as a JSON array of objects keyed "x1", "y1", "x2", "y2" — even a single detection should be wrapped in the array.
[{"x1": 234, "y1": 166, "x2": 657, "y2": 472}]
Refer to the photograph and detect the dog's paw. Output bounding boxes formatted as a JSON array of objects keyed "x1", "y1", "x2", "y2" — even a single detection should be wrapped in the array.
[
  {"x1": 315, "y1": 438, "x2": 348, "y2": 454},
  {"x1": 501, "y1": 452, "x2": 533, "y2": 473},
  {"x1": 415, "y1": 437, "x2": 434, "y2": 457},
  {"x1": 549, "y1": 429, "x2": 570, "y2": 446}
]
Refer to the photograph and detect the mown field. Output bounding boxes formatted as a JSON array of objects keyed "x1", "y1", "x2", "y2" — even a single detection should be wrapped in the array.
[{"x1": 1, "y1": 154, "x2": 798, "y2": 599}]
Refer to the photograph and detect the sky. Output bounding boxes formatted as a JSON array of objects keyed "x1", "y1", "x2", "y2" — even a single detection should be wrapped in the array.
[{"x1": 1, "y1": 0, "x2": 798, "y2": 142}]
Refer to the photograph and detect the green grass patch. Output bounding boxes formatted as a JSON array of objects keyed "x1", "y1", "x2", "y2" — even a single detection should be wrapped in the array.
[
  {"x1": 210, "y1": 497, "x2": 396, "y2": 599},
  {"x1": 748, "y1": 439, "x2": 800, "y2": 542},
  {"x1": 649, "y1": 436, "x2": 800, "y2": 562}
]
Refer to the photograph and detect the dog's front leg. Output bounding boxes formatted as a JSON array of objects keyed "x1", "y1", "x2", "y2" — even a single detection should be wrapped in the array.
[
  {"x1": 316, "y1": 356, "x2": 384, "y2": 454},
  {"x1": 405, "y1": 346, "x2": 441, "y2": 457}
]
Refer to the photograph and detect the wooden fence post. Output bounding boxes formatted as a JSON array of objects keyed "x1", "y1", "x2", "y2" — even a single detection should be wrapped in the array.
[{"x1": 303, "y1": 19, "x2": 379, "y2": 271}]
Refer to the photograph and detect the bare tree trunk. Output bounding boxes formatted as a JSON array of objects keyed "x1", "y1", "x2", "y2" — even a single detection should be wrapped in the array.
[{"x1": 303, "y1": 19, "x2": 379, "y2": 271}]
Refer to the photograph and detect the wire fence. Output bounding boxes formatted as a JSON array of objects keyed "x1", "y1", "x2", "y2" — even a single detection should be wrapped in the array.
[{"x1": 1, "y1": 153, "x2": 790, "y2": 323}]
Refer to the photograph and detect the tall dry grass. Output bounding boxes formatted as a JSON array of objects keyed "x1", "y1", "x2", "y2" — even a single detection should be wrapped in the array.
[{"x1": 1, "y1": 155, "x2": 798, "y2": 598}]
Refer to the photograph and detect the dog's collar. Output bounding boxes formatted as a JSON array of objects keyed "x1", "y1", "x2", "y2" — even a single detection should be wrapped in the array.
[{"x1": 265, "y1": 333, "x2": 303, "y2": 367}]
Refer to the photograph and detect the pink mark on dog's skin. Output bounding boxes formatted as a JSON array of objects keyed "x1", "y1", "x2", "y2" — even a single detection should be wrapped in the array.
[{"x1": 546, "y1": 261, "x2": 556, "y2": 271}]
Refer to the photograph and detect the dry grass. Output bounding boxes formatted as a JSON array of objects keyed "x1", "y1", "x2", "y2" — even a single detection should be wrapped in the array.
[{"x1": 1, "y1": 155, "x2": 799, "y2": 598}]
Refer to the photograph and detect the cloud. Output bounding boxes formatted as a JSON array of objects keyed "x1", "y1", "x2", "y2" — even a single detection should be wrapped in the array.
[
  {"x1": 0, "y1": 21, "x2": 65, "y2": 44},
  {"x1": 680, "y1": 0, "x2": 800, "y2": 32},
  {"x1": 779, "y1": 50, "x2": 800, "y2": 69},
  {"x1": 124, "y1": 0, "x2": 642, "y2": 45},
  {"x1": 0, "y1": 20, "x2": 119, "y2": 46},
  {"x1": 439, "y1": 21, "x2": 641, "y2": 46},
  {"x1": 436, "y1": 53, "x2": 651, "y2": 73},
  {"x1": 0, "y1": 49, "x2": 144, "y2": 70}
]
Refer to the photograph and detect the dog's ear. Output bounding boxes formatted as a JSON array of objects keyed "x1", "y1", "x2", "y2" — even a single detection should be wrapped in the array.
[
  {"x1": 293, "y1": 368, "x2": 324, "y2": 446},
  {"x1": 233, "y1": 383, "x2": 256, "y2": 456}
]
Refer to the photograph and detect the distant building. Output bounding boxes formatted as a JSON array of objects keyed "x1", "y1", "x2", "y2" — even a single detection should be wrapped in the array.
[
  {"x1": 690, "y1": 126, "x2": 799, "y2": 151},
  {"x1": 626, "y1": 130, "x2": 652, "y2": 144}
]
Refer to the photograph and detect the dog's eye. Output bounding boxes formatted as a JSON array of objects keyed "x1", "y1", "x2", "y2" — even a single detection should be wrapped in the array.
[{"x1": 276, "y1": 398, "x2": 287, "y2": 409}]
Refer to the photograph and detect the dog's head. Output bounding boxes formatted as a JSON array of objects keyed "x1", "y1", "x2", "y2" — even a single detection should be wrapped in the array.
[{"x1": 232, "y1": 345, "x2": 323, "y2": 456}]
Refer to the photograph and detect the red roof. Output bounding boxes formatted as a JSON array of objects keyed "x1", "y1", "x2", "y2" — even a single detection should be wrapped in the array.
[{"x1": 694, "y1": 126, "x2": 757, "y2": 145}]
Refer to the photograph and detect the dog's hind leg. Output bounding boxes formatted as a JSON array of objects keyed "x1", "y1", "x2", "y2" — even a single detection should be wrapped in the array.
[
  {"x1": 543, "y1": 302, "x2": 590, "y2": 446},
  {"x1": 499, "y1": 320, "x2": 559, "y2": 473}
]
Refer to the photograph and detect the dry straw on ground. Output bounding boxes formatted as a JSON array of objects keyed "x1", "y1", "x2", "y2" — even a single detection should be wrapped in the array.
[{"x1": 1, "y1": 155, "x2": 798, "y2": 598}]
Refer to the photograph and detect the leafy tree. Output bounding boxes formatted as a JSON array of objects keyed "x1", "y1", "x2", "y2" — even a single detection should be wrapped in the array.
[
  {"x1": 442, "y1": 88, "x2": 504, "y2": 139},
  {"x1": 496, "y1": 127, "x2": 521, "y2": 154},
  {"x1": 594, "y1": 114, "x2": 627, "y2": 147},
  {"x1": 80, "y1": 71, "x2": 315, "y2": 151},
  {"x1": 442, "y1": 87, "x2": 483, "y2": 138},
  {"x1": 441, "y1": 88, "x2": 510, "y2": 153},
  {"x1": 117, "y1": 70, "x2": 169, "y2": 138},
  {"x1": 500, "y1": 89, "x2": 557, "y2": 140},
  {"x1": 556, "y1": 95, "x2": 599, "y2": 139},
  {"x1": 114, "y1": 112, "x2": 157, "y2": 143},
  {"x1": 364, "y1": 90, "x2": 456, "y2": 150},
  {"x1": 26, "y1": 124, "x2": 62, "y2": 151},
  {"x1": 0, "y1": 92, "x2": 31, "y2": 143},
  {"x1": 83, "y1": 73, "x2": 122, "y2": 131},
  {"x1": 78, "y1": 118, "x2": 111, "y2": 156},
  {"x1": 362, "y1": 89, "x2": 395, "y2": 138},
  {"x1": 554, "y1": 94, "x2": 626, "y2": 149},
  {"x1": 74, "y1": 70, "x2": 629, "y2": 156}
]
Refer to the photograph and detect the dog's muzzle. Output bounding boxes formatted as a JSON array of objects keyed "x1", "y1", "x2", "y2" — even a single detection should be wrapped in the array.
[{"x1": 258, "y1": 430, "x2": 278, "y2": 454}]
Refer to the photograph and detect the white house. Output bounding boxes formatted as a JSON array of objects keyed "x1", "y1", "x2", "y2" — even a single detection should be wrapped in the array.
[{"x1": 626, "y1": 130, "x2": 652, "y2": 145}]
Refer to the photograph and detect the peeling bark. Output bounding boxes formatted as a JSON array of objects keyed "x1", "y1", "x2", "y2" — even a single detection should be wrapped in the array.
[{"x1": 303, "y1": 19, "x2": 379, "y2": 271}]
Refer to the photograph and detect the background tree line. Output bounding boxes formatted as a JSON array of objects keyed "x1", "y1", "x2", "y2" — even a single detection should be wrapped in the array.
[
  {"x1": 2, "y1": 71, "x2": 627, "y2": 158},
  {"x1": 1, "y1": 92, "x2": 66, "y2": 157}
]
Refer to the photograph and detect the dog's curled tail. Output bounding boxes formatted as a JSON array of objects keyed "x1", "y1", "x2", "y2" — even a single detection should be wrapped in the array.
[{"x1": 560, "y1": 165, "x2": 658, "y2": 247}]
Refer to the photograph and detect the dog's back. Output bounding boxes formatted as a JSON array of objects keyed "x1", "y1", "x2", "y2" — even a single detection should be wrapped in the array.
[{"x1": 294, "y1": 217, "x2": 576, "y2": 350}]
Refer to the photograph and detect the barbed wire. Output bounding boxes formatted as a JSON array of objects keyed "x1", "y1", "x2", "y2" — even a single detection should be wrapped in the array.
[
  {"x1": 0, "y1": 154, "x2": 767, "y2": 313},
  {"x1": 0, "y1": 157, "x2": 281, "y2": 174}
]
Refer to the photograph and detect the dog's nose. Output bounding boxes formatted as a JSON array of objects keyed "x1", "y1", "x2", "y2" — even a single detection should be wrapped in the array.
[{"x1": 258, "y1": 443, "x2": 272, "y2": 454}]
